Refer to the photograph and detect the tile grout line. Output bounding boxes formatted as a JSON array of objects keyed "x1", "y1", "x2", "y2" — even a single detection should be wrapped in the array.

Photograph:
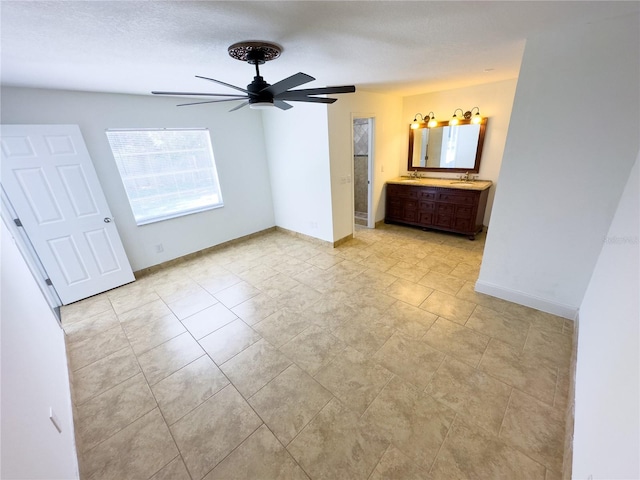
[
  {"x1": 428, "y1": 412, "x2": 458, "y2": 475},
  {"x1": 552, "y1": 366, "x2": 562, "y2": 409},
  {"x1": 497, "y1": 387, "x2": 514, "y2": 439},
  {"x1": 475, "y1": 335, "x2": 492, "y2": 370},
  {"x1": 364, "y1": 443, "x2": 391, "y2": 480},
  {"x1": 283, "y1": 393, "x2": 337, "y2": 453},
  {"x1": 257, "y1": 402, "x2": 327, "y2": 479},
  {"x1": 422, "y1": 353, "x2": 448, "y2": 395},
  {"x1": 198, "y1": 421, "x2": 264, "y2": 480},
  {"x1": 359, "y1": 373, "x2": 396, "y2": 419}
]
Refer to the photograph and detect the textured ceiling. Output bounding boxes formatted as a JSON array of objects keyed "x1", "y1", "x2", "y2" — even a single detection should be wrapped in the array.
[{"x1": 1, "y1": 1, "x2": 638, "y2": 97}]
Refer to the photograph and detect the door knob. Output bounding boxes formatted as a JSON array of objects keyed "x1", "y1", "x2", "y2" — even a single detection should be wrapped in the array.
[{"x1": 104, "y1": 217, "x2": 113, "y2": 223}]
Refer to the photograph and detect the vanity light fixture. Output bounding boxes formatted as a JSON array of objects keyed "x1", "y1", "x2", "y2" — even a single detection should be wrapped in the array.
[
  {"x1": 426, "y1": 111, "x2": 438, "y2": 128},
  {"x1": 411, "y1": 112, "x2": 438, "y2": 129},
  {"x1": 470, "y1": 107, "x2": 482, "y2": 124},
  {"x1": 411, "y1": 113, "x2": 426, "y2": 129},
  {"x1": 449, "y1": 107, "x2": 482, "y2": 126},
  {"x1": 449, "y1": 108, "x2": 465, "y2": 126}
]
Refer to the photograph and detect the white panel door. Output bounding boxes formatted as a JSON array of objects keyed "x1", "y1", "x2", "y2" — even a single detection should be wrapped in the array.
[{"x1": 1, "y1": 124, "x2": 134, "y2": 304}]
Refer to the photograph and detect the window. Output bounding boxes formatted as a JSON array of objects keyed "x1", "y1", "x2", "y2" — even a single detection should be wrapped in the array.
[{"x1": 106, "y1": 128, "x2": 223, "y2": 225}]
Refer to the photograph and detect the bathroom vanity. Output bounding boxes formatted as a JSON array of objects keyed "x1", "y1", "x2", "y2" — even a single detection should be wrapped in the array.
[{"x1": 385, "y1": 177, "x2": 492, "y2": 240}]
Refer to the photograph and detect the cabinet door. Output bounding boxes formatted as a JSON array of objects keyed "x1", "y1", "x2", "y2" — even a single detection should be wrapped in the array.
[
  {"x1": 402, "y1": 199, "x2": 418, "y2": 223},
  {"x1": 418, "y1": 201, "x2": 435, "y2": 226},
  {"x1": 453, "y1": 216, "x2": 472, "y2": 231},
  {"x1": 435, "y1": 203, "x2": 454, "y2": 227},
  {"x1": 387, "y1": 199, "x2": 403, "y2": 220},
  {"x1": 455, "y1": 205, "x2": 473, "y2": 218}
]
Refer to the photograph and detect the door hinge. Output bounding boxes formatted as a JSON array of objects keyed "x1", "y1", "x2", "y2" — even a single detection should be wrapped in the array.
[
  {"x1": 14, "y1": 218, "x2": 23, "y2": 227},
  {"x1": 45, "y1": 278, "x2": 53, "y2": 286}
]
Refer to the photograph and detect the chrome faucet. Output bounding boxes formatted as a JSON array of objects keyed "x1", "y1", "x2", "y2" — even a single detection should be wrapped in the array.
[
  {"x1": 460, "y1": 171, "x2": 471, "y2": 181},
  {"x1": 410, "y1": 169, "x2": 420, "y2": 179}
]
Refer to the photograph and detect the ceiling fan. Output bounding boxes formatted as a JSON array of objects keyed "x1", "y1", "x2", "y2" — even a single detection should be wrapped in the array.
[{"x1": 152, "y1": 41, "x2": 356, "y2": 111}]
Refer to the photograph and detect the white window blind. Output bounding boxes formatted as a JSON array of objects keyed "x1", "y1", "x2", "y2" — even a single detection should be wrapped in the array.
[{"x1": 105, "y1": 128, "x2": 223, "y2": 225}]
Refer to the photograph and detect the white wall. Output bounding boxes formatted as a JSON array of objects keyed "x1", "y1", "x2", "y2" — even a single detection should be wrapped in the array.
[
  {"x1": 327, "y1": 90, "x2": 404, "y2": 240},
  {"x1": 261, "y1": 102, "x2": 334, "y2": 242},
  {"x1": 477, "y1": 13, "x2": 640, "y2": 318},
  {"x1": 572, "y1": 153, "x2": 639, "y2": 479},
  {"x1": 1, "y1": 219, "x2": 79, "y2": 479},
  {"x1": 0, "y1": 87, "x2": 275, "y2": 271},
  {"x1": 402, "y1": 78, "x2": 518, "y2": 225}
]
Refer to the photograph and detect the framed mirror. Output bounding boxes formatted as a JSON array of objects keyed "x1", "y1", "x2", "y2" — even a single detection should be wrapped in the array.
[{"x1": 408, "y1": 117, "x2": 487, "y2": 173}]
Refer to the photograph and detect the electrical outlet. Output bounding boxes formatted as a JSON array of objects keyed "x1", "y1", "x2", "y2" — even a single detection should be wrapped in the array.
[{"x1": 155, "y1": 243, "x2": 164, "y2": 253}]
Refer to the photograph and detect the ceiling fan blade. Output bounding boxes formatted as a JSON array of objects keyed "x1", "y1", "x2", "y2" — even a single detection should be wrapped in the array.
[
  {"x1": 196, "y1": 75, "x2": 257, "y2": 96},
  {"x1": 262, "y1": 72, "x2": 315, "y2": 96},
  {"x1": 281, "y1": 97, "x2": 337, "y2": 104},
  {"x1": 177, "y1": 97, "x2": 249, "y2": 107},
  {"x1": 274, "y1": 100, "x2": 294, "y2": 110},
  {"x1": 278, "y1": 85, "x2": 356, "y2": 98},
  {"x1": 229, "y1": 100, "x2": 250, "y2": 112},
  {"x1": 152, "y1": 91, "x2": 247, "y2": 98}
]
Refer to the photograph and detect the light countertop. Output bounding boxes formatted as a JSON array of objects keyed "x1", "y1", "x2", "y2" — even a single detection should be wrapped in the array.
[{"x1": 387, "y1": 176, "x2": 493, "y2": 191}]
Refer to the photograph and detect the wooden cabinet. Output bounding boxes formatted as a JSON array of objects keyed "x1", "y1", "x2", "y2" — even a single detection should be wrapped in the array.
[{"x1": 385, "y1": 183, "x2": 490, "y2": 240}]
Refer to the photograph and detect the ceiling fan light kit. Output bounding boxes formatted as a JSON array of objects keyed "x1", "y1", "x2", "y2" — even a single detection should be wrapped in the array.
[{"x1": 152, "y1": 41, "x2": 356, "y2": 111}]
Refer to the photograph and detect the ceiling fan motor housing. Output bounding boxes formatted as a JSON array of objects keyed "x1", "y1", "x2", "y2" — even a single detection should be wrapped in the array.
[{"x1": 247, "y1": 76, "x2": 273, "y2": 106}]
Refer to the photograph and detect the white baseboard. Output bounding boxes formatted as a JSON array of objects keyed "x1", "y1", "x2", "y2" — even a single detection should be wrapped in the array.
[{"x1": 475, "y1": 280, "x2": 579, "y2": 320}]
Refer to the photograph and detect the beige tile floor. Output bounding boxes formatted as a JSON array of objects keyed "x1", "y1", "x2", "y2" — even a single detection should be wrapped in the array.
[{"x1": 61, "y1": 225, "x2": 574, "y2": 480}]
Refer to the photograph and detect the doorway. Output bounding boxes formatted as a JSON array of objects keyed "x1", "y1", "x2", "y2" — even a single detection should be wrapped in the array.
[
  {"x1": 2, "y1": 187, "x2": 63, "y2": 318},
  {"x1": 352, "y1": 116, "x2": 374, "y2": 228}
]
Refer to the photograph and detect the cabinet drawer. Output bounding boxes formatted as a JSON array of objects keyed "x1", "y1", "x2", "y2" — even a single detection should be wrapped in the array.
[
  {"x1": 388, "y1": 205, "x2": 403, "y2": 219},
  {"x1": 453, "y1": 217, "x2": 472, "y2": 231},
  {"x1": 419, "y1": 189, "x2": 437, "y2": 201},
  {"x1": 435, "y1": 214, "x2": 452, "y2": 228},
  {"x1": 419, "y1": 211, "x2": 433, "y2": 225},
  {"x1": 403, "y1": 210, "x2": 418, "y2": 222},
  {"x1": 387, "y1": 184, "x2": 402, "y2": 197},
  {"x1": 388, "y1": 184, "x2": 418, "y2": 199},
  {"x1": 437, "y1": 204, "x2": 454, "y2": 215},
  {"x1": 437, "y1": 191, "x2": 478, "y2": 205},
  {"x1": 389, "y1": 199, "x2": 403, "y2": 210},
  {"x1": 455, "y1": 205, "x2": 474, "y2": 218},
  {"x1": 419, "y1": 201, "x2": 435, "y2": 212}
]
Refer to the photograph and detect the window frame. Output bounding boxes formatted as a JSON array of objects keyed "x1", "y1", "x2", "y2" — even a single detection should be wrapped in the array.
[{"x1": 105, "y1": 127, "x2": 224, "y2": 226}]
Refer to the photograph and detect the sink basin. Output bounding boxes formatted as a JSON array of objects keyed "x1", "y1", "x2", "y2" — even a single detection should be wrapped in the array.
[
  {"x1": 450, "y1": 181, "x2": 475, "y2": 185},
  {"x1": 399, "y1": 179, "x2": 421, "y2": 183}
]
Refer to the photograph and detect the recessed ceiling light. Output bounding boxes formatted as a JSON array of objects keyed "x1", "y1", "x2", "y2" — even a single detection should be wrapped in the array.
[{"x1": 483, "y1": 68, "x2": 495, "y2": 73}]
